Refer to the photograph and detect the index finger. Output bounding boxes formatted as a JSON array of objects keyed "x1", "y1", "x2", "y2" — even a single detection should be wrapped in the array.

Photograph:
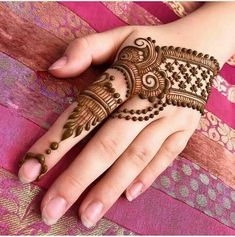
[{"x1": 18, "y1": 68, "x2": 127, "y2": 182}]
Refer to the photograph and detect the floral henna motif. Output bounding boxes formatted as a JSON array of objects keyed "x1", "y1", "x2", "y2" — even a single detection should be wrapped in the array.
[
  {"x1": 19, "y1": 37, "x2": 220, "y2": 180},
  {"x1": 60, "y1": 72, "x2": 122, "y2": 141},
  {"x1": 110, "y1": 37, "x2": 220, "y2": 121}
]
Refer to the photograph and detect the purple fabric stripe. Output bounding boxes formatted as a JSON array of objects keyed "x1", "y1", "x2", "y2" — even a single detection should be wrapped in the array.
[
  {"x1": 135, "y1": 2, "x2": 179, "y2": 23},
  {"x1": 153, "y1": 156, "x2": 235, "y2": 229},
  {"x1": 59, "y1": 2, "x2": 126, "y2": 32},
  {"x1": 106, "y1": 187, "x2": 235, "y2": 235},
  {"x1": 0, "y1": 168, "x2": 136, "y2": 235}
]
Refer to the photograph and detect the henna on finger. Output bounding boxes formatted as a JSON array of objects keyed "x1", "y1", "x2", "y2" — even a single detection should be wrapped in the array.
[
  {"x1": 19, "y1": 37, "x2": 219, "y2": 180},
  {"x1": 19, "y1": 72, "x2": 122, "y2": 180}
]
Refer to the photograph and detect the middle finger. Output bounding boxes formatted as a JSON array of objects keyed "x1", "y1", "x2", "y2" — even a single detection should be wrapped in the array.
[{"x1": 40, "y1": 97, "x2": 153, "y2": 225}]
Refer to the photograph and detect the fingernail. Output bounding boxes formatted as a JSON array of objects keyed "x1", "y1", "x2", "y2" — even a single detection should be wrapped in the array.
[
  {"x1": 18, "y1": 159, "x2": 41, "y2": 183},
  {"x1": 42, "y1": 196, "x2": 67, "y2": 225},
  {"x1": 49, "y1": 56, "x2": 67, "y2": 70},
  {"x1": 126, "y1": 181, "x2": 144, "y2": 201},
  {"x1": 81, "y1": 200, "x2": 103, "y2": 228}
]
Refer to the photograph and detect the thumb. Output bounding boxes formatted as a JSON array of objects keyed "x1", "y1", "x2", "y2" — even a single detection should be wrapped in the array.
[{"x1": 48, "y1": 26, "x2": 135, "y2": 78}]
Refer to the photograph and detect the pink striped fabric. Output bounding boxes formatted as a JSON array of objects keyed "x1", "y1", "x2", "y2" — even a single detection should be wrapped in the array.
[{"x1": 0, "y1": 1, "x2": 235, "y2": 235}]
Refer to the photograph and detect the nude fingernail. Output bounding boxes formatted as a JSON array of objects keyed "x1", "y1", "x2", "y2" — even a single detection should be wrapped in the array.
[
  {"x1": 81, "y1": 200, "x2": 103, "y2": 228},
  {"x1": 42, "y1": 196, "x2": 67, "y2": 225},
  {"x1": 126, "y1": 181, "x2": 143, "y2": 201},
  {"x1": 18, "y1": 159, "x2": 41, "y2": 183},
  {"x1": 49, "y1": 56, "x2": 67, "y2": 70}
]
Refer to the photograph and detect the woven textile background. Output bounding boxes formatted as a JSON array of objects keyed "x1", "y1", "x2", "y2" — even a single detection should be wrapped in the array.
[{"x1": 0, "y1": 2, "x2": 235, "y2": 235}]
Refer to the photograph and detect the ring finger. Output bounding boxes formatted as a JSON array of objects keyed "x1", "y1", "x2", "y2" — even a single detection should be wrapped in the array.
[
  {"x1": 77, "y1": 117, "x2": 178, "y2": 227},
  {"x1": 125, "y1": 129, "x2": 194, "y2": 201}
]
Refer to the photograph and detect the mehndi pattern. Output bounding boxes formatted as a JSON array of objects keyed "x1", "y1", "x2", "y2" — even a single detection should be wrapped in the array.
[
  {"x1": 19, "y1": 37, "x2": 220, "y2": 180},
  {"x1": 110, "y1": 37, "x2": 219, "y2": 121}
]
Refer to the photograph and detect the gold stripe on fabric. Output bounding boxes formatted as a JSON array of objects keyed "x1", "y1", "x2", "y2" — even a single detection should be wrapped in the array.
[
  {"x1": 0, "y1": 168, "x2": 135, "y2": 235},
  {"x1": 102, "y1": 2, "x2": 162, "y2": 26},
  {"x1": 164, "y1": 2, "x2": 203, "y2": 17},
  {"x1": 198, "y1": 110, "x2": 235, "y2": 152},
  {"x1": 164, "y1": 2, "x2": 188, "y2": 17},
  {"x1": 2, "y1": 2, "x2": 95, "y2": 43}
]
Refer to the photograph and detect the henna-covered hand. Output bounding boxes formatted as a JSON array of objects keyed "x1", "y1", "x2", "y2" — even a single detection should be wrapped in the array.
[{"x1": 18, "y1": 26, "x2": 220, "y2": 227}]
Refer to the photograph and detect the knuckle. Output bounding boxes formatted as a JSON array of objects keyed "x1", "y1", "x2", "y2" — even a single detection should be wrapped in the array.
[
  {"x1": 80, "y1": 35, "x2": 90, "y2": 48},
  {"x1": 66, "y1": 173, "x2": 84, "y2": 189},
  {"x1": 69, "y1": 36, "x2": 92, "y2": 54},
  {"x1": 174, "y1": 109, "x2": 200, "y2": 131},
  {"x1": 98, "y1": 136, "x2": 119, "y2": 159},
  {"x1": 73, "y1": 36, "x2": 89, "y2": 46},
  {"x1": 104, "y1": 181, "x2": 121, "y2": 198},
  {"x1": 162, "y1": 141, "x2": 186, "y2": 159},
  {"x1": 177, "y1": 137, "x2": 189, "y2": 152},
  {"x1": 176, "y1": 115, "x2": 190, "y2": 130},
  {"x1": 57, "y1": 173, "x2": 85, "y2": 203},
  {"x1": 126, "y1": 146, "x2": 151, "y2": 167},
  {"x1": 162, "y1": 145, "x2": 178, "y2": 159},
  {"x1": 144, "y1": 165, "x2": 159, "y2": 183}
]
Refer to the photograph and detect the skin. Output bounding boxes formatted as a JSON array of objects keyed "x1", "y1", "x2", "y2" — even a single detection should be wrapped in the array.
[{"x1": 18, "y1": 2, "x2": 235, "y2": 228}]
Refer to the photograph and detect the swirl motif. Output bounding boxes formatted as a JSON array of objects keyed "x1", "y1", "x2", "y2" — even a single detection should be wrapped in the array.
[
  {"x1": 112, "y1": 37, "x2": 170, "y2": 100},
  {"x1": 142, "y1": 73, "x2": 159, "y2": 89}
]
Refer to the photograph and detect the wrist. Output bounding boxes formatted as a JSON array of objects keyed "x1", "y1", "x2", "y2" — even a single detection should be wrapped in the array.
[{"x1": 156, "y1": 2, "x2": 235, "y2": 67}]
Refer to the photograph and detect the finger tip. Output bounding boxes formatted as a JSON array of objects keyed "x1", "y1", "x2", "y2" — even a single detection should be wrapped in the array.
[
  {"x1": 48, "y1": 69, "x2": 78, "y2": 80},
  {"x1": 124, "y1": 189, "x2": 133, "y2": 202},
  {"x1": 126, "y1": 193, "x2": 133, "y2": 202},
  {"x1": 42, "y1": 216, "x2": 57, "y2": 226},
  {"x1": 48, "y1": 69, "x2": 67, "y2": 78},
  {"x1": 80, "y1": 215, "x2": 95, "y2": 229},
  {"x1": 18, "y1": 159, "x2": 41, "y2": 184},
  {"x1": 18, "y1": 167, "x2": 31, "y2": 184},
  {"x1": 48, "y1": 56, "x2": 67, "y2": 71},
  {"x1": 18, "y1": 173, "x2": 31, "y2": 184}
]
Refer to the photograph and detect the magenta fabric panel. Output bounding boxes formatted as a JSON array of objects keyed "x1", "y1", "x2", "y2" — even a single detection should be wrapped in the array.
[
  {"x1": 1, "y1": 1, "x2": 235, "y2": 235},
  {"x1": 135, "y1": 2, "x2": 179, "y2": 23},
  {"x1": 206, "y1": 87, "x2": 235, "y2": 128},
  {"x1": 220, "y1": 63, "x2": 235, "y2": 85},
  {"x1": 59, "y1": 2, "x2": 126, "y2": 32},
  {"x1": 1, "y1": 104, "x2": 235, "y2": 234}
]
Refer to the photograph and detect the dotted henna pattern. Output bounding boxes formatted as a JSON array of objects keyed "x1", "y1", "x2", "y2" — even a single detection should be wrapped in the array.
[
  {"x1": 110, "y1": 37, "x2": 220, "y2": 121},
  {"x1": 19, "y1": 37, "x2": 220, "y2": 180}
]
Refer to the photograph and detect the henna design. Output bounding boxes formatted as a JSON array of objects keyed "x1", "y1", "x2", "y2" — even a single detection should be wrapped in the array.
[
  {"x1": 19, "y1": 37, "x2": 220, "y2": 180},
  {"x1": 19, "y1": 72, "x2": 122, "y2": 179},
  {"x1": 110, "y1": 37, "x2": 220, "y2": 121},
  {"x1": 60, "y1": 73, "x2": 122, "y2": 141}
]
